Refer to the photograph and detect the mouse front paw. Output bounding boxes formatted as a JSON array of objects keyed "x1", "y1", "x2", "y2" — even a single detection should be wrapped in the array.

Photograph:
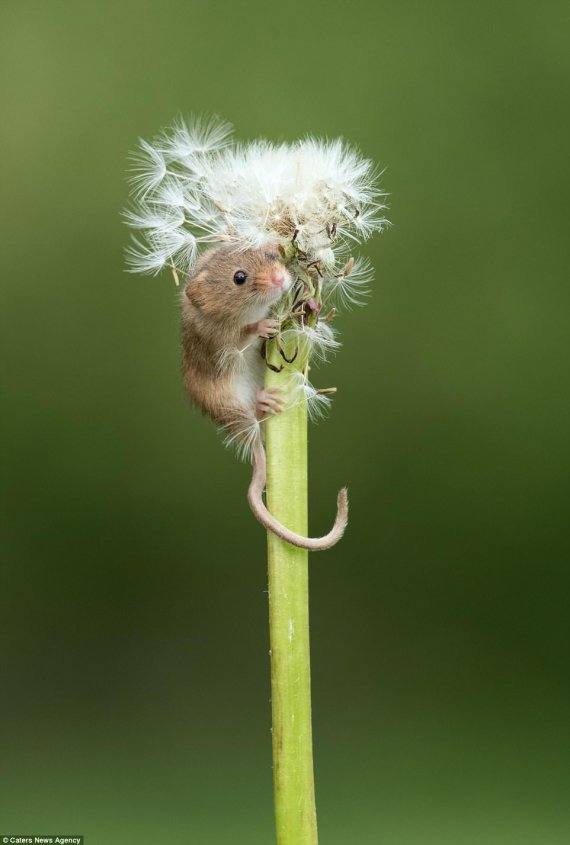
[{"x1": 252, "y1": 318, "x2": 280, "y2": 339}]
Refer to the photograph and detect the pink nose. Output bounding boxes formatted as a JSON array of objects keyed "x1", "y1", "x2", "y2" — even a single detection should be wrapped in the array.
[{"x1": 271, "y1": 271, "x2": 286, "y2": 287}]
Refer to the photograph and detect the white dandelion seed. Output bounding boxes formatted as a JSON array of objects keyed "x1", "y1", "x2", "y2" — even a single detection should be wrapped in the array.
[
  {"x1": 161, "y1": 228, "x2": 198, "y2": 275},
  {"x1": 287, "y1": 371, "x2": 333, "y2": 422},
  {"x1": 128, "y1": 139, "x2": 167, "y2": 199},
  {"x1": 327, "y1": 255, "x2": 375, "y2": 309},
  {"x1": 222, "y1": 415, "x2": 261, "y2": 461},
  {"x1": 125, "y1": 235, "x2": 171, "y2": 275},
  {"x1": 304, "y1": 381, "x2": 333, "y2": 422},
  {"x1": 122, "y1": 203, "x2": 185, "y2": 235},
  {"x1": 158, "y1": 114, "x2": 233, "y2": 163},
  {"x1": 300, "y1": 321, "x2": 341, "y2": 363},
  {"x1": 153, "y1": 178, "x2": 190, "y2": 209}
]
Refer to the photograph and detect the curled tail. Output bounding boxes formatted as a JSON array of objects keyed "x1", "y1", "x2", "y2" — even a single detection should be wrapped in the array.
[{"x1": 248, "y1": 441, "x2": 348, "y2": 551}]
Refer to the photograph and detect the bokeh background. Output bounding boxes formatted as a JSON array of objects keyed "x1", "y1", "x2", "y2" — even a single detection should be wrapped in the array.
[{"x1": 1, "y1": 1, "x2": 569, "y2": 842}]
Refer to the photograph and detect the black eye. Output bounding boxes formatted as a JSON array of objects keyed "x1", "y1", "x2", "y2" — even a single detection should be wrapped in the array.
[{"x1": 233, "y1": 270, "x2": 248, "y2": 285}]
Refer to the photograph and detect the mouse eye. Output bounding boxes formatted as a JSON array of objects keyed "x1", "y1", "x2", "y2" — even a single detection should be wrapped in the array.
[{"x1": 233, "y1": 270, "x2": 248, "y2": 285}]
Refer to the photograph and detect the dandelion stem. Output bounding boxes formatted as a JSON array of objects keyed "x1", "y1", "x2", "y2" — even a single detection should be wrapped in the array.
[{"x1": 265, "y1": 340, "x2": 318, "y2": 845}]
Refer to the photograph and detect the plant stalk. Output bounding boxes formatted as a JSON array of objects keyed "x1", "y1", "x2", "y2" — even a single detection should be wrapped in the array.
[{"x1": 265, "y1": 348, "x2": 318, "y2": 845}]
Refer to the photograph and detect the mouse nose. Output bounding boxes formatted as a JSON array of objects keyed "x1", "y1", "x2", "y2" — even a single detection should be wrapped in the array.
[{"x1": 271, "y1": 270, "x2": 286, "y2": 288}]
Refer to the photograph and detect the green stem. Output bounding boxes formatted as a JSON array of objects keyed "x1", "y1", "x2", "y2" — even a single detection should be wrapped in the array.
[{"x1": 265, "y1": 349, "x2": 318, "y2": 845}]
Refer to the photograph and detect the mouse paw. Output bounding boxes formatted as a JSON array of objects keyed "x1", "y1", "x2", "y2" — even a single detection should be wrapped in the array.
[
  {"x1": 256, "y1": 387, "x2": 285, "y2": 418},
  {"x1": 253, "y1": 319, "x2": 280, "y2": 339}
]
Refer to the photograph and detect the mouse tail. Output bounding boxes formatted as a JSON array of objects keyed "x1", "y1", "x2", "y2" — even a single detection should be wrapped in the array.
[{"x1": 248, "y1": 441, "x2": 348, "y2": 551}]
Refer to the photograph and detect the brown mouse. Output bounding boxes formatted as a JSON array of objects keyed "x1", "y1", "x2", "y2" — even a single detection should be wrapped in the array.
[{"x1": 181, "y1": 243, "x2": 348, "y2": 550}]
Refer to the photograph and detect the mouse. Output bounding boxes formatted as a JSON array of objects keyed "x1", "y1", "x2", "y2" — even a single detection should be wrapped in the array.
[{"x1": 181, "y1": 243, "x2": 348, "y2": 550}]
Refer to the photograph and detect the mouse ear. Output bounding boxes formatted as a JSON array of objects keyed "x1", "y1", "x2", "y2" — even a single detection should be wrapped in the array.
[{"x1": 184, "y1": 273, "x2": 207, "y2": 310}]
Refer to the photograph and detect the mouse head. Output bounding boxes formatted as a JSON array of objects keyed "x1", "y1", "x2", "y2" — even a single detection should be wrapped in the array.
[{"x1": 183, "y1": 244, "x2": 292, "y2": 321}]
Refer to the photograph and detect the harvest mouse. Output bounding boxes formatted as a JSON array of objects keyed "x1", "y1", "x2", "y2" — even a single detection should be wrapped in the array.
[{"x1": 181, "y1": 243, "x2": 348, "y2": 550}]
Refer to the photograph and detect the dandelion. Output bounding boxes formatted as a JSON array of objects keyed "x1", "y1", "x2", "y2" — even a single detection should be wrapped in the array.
[
  {"x1": 124, "y1": 116, "x2": 388, "y2": 845},
  {"x1": 124, "y1": 116, "x2": 388, "y2": 430},
  {"x1": 125, "y1": 116, "x2": 388, "y2": 283}
]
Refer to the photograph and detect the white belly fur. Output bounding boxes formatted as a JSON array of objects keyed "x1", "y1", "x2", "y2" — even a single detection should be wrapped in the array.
[{"x1": 233, "y1": 340, "x2": 265, "y2": 413}]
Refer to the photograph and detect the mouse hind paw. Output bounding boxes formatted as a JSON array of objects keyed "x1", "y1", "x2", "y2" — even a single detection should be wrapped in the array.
[{"x1": 256, "y1": 386, "x2": 285, "y2": 418}]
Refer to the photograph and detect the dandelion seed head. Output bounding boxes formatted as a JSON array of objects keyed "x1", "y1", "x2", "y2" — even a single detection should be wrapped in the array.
[{"x1": 125, "y1": 116, "x2": 388, "y2": 280}]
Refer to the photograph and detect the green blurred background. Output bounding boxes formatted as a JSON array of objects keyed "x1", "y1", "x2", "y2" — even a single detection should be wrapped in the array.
[{"x1": 1, "y1": 0, "x2": 569, "y2": 842}]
